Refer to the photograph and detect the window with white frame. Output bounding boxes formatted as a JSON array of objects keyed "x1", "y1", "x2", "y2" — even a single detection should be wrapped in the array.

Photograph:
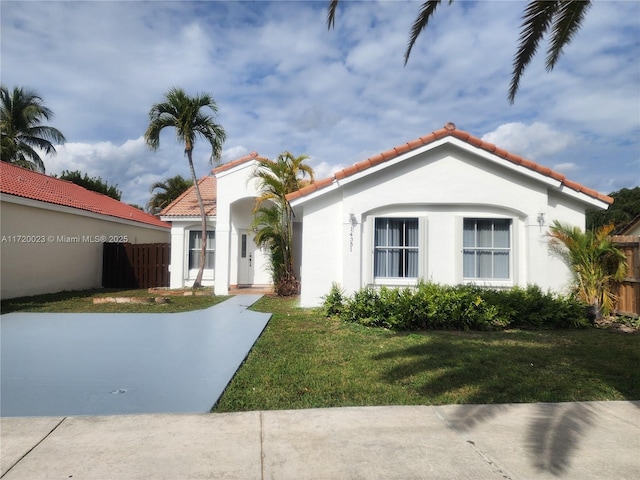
[
  {"x1": 374, "y1": 218, "x2": 419, "y2": 278},
  {"x1": 189, "y1": 230, "x2": 215, "y2": 270},
  {"x1": 463, "y1": 218, "x2": 511, "y2": 279}
]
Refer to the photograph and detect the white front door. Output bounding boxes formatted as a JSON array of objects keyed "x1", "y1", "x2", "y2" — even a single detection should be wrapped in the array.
[{"x1": 238, "y1": 230, "x2": 255, "y2": 285}]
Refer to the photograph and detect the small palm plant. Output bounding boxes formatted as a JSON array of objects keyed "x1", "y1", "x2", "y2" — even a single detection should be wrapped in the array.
[
  {"x1": 549, "y1": 220, "x2": 627, "y2": 319},
  {"x1": 251, "y1": 152, "x2": 314, "y2": 296}
]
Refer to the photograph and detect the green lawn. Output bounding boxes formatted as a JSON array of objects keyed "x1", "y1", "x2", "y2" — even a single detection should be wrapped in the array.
[
  {"x1": 214, "y1": 296, "x2": 640, "y2": 412},
  {"x1": 1, "y1": 288, "x2": 227, "y2": 314}
]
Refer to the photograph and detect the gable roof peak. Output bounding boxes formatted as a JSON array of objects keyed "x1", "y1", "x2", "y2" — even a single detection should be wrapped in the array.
[
  {"x1": 286, "y1": 122, "x2": 613, "y2": 205},
  {"x1": 212, "y1": 150, "x2": 268, "y2": 175}
]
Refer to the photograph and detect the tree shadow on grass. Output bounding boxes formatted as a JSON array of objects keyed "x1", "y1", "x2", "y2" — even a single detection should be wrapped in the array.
[{"x1": 373, "y1": 333, "x2": 638, "y2": 475}]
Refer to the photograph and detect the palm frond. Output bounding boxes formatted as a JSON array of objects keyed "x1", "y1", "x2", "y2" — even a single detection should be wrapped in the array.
[
  {"x1": 327, "y1": 0, "x2": 340, "y2": 29},
  {"x1": 0, "y1": 84, "x2": 65, "y2": 172},
  {"x1": 546, "y1": 0, "x2": 592, "y2": 71},
  {"x1": 509, "y1": 1, "x2": 560, "y2": 103},
  {"x1": 404, "y1": 0, "x2": 445, "y2": 65}
]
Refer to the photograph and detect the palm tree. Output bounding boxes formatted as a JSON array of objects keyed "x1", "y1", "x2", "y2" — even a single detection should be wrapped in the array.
[
  {"x1": 549, "y1": 220, "x2": 627, "y2": 319},
  {"x1": 144, "y1": 87, "x2": 226, "y2": 288},
  {"x1": 327, "y1": 0, "x2": 592, "y2": 103},
  {"x1": 147, "y1": 174, "x2": 194, "y2": 214},
  {"x1": 251, "y1": 152, "x2": 314, "y2": 296},
  {"x1": 0, "y1": 85, "x2": 66, "y2": 173}
]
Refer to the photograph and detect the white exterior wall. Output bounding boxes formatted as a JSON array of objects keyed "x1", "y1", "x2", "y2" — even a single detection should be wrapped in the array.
[
  {"x1": 295, "y1": 143, "x2": 607, "y2": 307},
  {"x1": 214, "y1": 162, "x2": 271, "y2": 295},
  {"x1": 166, "y1": 217, "x2": 216, "y2": 289},
  {"x1": 1, "y1": 196, "x2": 169, "y2": 299},
  {"x1": 298, "y1": 191, "x2": 344, "y2": 304}
]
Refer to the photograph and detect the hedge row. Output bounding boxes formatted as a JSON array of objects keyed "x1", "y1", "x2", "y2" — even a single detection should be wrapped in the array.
[{"x1": 322, "y1": 282, "x2": 588, "y2": 330}]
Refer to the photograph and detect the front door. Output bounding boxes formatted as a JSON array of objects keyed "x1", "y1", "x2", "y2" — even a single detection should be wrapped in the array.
[{"x1": 238, "y1": 230, "x2": 255, "y2": 286}]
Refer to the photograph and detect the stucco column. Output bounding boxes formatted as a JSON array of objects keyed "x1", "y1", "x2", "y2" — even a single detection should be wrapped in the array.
[
  {"x1": 169, "y1": 227, "x2": 185, "y2": 289},
  {"x1": 215, "y1": 223, "x2": 231, "y2": 295}
]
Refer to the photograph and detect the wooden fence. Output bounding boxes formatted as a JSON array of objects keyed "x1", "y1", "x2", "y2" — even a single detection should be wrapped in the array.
[
  {"x1": 102, "y1": 242, "x2": 170, "y2": 289},
  {"x1": 611, "y1": 235, "x2": 640, "y2": 317}
]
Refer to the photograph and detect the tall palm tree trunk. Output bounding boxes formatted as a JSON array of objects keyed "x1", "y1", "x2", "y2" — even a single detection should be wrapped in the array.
[{"x1": 186, "y1": 149, "x2": 207, "y2": 288}]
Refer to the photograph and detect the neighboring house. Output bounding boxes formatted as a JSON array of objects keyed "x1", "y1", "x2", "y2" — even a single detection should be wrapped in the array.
[
  {"x1": 161, "y1": 123, "x2": 612, "y2": 307},
  {"x1": 0, "y1": 162, "x2": 170, "y2": 299},
  {"x1": 160, "y1": 151, "x2": 272, "y2": 293},
  {"x1": 617, "y1": 214, "x2": 640, "y2": 236}
]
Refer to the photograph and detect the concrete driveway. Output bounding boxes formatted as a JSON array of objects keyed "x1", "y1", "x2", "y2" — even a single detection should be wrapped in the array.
[{"x1": 0, "y1": 295, "x2": 270, "y2": 417}]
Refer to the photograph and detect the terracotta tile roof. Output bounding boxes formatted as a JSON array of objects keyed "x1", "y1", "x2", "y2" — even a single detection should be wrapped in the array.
[
  {"x1": 159, "y1": 175, "x2": 217, "y2": 217},
  {"x1": 287, "y1": 122, "x2": 613, "y2": 205},
  {"x1": 160, "y1": 151, "x2": 268, "y2": 218},
  {"x1": 211, "y1": 150, "x2": 269, "y2": 175},
  {"x1": 0, "y1": 162, "x2": 170, "y2": 228}
]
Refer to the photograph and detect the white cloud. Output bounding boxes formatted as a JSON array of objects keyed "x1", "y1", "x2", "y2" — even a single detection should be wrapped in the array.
[
  {"x1": 552, "y1": 163, "x2": 579, "y2": 174},
  {"x1": 49, "y1": 137, "x2": 188, "y2": 207},
  {"x1": 309, "y1": 160, "x2": 346, "y2": 182},
  {"x1": 482, "y1": 123, "x2": 574, "y2": 161},
  {"x1": 3, "y1": 0, "x2": 638, "y2": 205}
]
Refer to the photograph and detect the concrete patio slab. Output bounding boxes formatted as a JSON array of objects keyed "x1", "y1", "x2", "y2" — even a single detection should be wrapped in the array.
[{"x1": 1, "y1": 295, "x2": 269, "y2": 417}]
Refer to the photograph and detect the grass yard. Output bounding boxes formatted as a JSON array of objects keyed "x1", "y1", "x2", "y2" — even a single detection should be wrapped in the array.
[
  {"x1": 1, "y1": 288, "x2": 227, "y2": 314},
  {"x1": 214, "y1": 296, "x2": 640, "y2": 412}
]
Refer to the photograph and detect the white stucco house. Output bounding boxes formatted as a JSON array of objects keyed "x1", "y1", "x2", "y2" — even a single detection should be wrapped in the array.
[
  {"x1": 0, "y1": 162, "x2": 170, "y2": 299},
  {"x1": 161, "y1": 123, "x2": 612, "y2": 307},
  {"x1": 160, "y1": 151, "x2": 273, "y2": 294}
]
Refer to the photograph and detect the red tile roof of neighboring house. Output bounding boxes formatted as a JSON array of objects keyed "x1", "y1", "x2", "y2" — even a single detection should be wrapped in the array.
[
  {"x1": 287, "y1": 122, "x2": 613, "y2": 205},
  {"x1": 159, "y1": 175, "x2": 217, "y2": 217},
  {"x1": 0, "y1": 162, "x2": 170, "y2": 228}
]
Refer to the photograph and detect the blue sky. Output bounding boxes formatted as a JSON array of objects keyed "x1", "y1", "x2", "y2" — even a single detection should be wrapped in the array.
[{"x1": 2, "y1": 0, "x2": 639, "y2": 207}]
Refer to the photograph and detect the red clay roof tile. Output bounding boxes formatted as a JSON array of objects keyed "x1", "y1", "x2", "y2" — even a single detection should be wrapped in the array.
[
  {"x1": 394, "y1": 143, "x2": 412, "y2": 155},
  {"x1": 286, "y1": 122, "x2": 613, "y2": 205},
  {"x1": 407, "y1": 138, "x2": 424, "y2": 150},
  {"x1": 160, "y1": 176, "x2": 217, "y2": 217},
  {"x1": 493, "y1": 146, "x2": 509, "y2": 159},
  {"x1": 355, "y1": 159, "x2": 372, "y2": 172},
  {"x1": 0, "y1": 162, "x2": 170, "y2": 228},
  {"x1": 368, "y1": 154, "x2": 386, "y2": 167},
  {"x1": 211, "y1": 150, "x2": 268, "y2": 175}
]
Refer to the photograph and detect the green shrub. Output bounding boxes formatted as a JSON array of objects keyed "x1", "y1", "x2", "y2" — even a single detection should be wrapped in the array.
[
  {"x1": 329, "y1": 282, "x2": 587, "y2": 331},
  {"x1": 321, "y1": 282, "x2": 346, "y2": 317}
]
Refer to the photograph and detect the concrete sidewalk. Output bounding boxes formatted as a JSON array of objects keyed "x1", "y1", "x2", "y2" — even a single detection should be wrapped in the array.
[{"x1": 2, "y1": 401, "x2": 638, "y2": 479}]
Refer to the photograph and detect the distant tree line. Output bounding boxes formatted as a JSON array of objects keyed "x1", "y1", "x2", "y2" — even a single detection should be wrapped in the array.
[
  {"x1": 56, "y1": 169, "x2": 122, "y2": 201},
  {"x1": 587, "y1": 187, "x2": 640, "y2": 233}
]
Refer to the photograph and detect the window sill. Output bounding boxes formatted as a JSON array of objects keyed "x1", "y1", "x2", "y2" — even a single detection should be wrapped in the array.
[
  {"x1": 373, "y1": 278, "x2": 418, "y2": 287},
  {"x1": 462, "y1": 279, "x2": 513, "y2": 289}
]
